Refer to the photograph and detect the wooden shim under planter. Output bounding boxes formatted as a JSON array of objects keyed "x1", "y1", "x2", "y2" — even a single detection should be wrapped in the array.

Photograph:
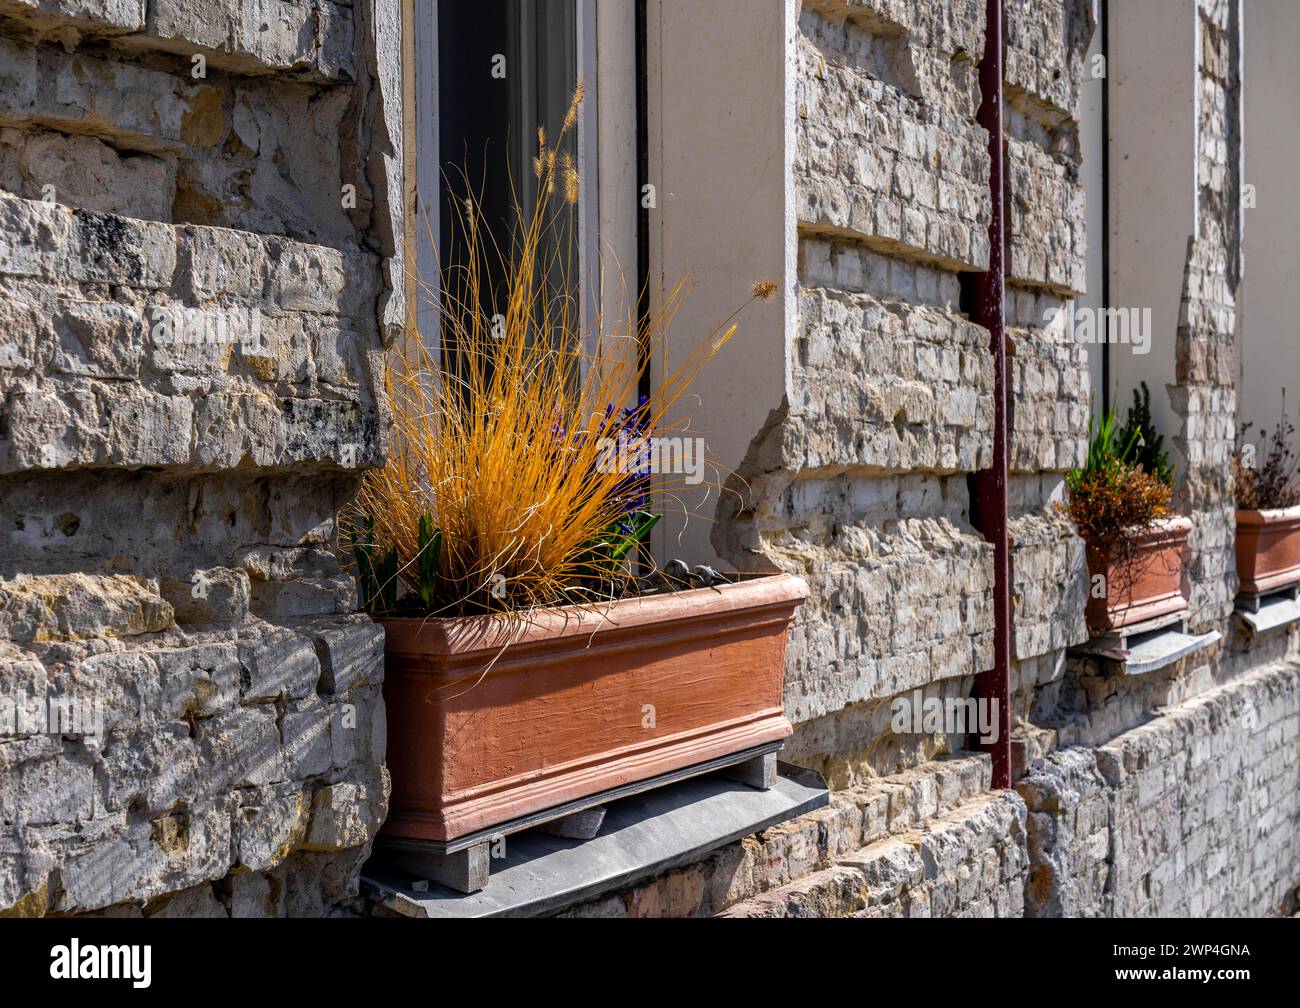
[
  {"x1": 1070, "y1": 609, "x2": 1219, "y2": 676},
  {"x1": 1078, "y1": 608, "x2": 1189, "y2": 654},
  {"x1": 1235, "y1": 581, "x2": 1300, "y2": 646},
  {"x1": 537, "y1": 807, "x2": 607, "y2": 840},
  {"x1": 1235, "y1": 576, "x2": 1300, "y2": 614}
]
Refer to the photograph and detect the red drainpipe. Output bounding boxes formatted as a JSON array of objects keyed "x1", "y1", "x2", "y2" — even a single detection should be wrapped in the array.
[{"x1": 970, "y1": 0, "x2": 1012, "y2": 790}]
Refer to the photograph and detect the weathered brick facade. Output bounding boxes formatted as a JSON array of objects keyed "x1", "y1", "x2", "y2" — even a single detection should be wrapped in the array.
[
  {"x1": 0, "y1": 0, "x2": 401, "y2": 916},
  {"x1": 1, "y1": 0, "x2": 1295, "y2": 918},
  {"x1": 1022, "y1": 662, "x2": 1300, "y2": 918},
  {"x1": 571, "y1": 0, "x2": 1296, "y2": 920}
]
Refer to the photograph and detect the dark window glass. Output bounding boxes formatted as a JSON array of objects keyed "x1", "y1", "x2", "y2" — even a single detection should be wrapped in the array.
[{"x1": 437, "y1": 0, "x2": 579, "y2": 364}]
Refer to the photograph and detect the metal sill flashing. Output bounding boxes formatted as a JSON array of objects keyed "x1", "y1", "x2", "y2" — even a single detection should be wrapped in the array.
[
  {"x1": 1235, "y1": 583, "x2": 1300, "y2": 641},
  {"x1": 1070, "y1": 611, "x2": 1220, "y2": 675},
  {"x1": 362, "y1": 762, "x2": 829, "y2": 918}
]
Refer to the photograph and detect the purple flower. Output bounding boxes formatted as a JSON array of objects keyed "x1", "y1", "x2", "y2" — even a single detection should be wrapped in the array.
[{"x1": 598, "y1": 397, "x2": 651, "y2": 533}]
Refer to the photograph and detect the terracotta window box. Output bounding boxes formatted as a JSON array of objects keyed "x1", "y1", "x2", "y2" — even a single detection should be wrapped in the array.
[
  {"x1": 1085, "y1": 515, "x2": 1191, "y2": 633},
  {"x1": 1235, "y1": 505, "x2": 1300, "y2": 596},
  {"x1": 377, "y1": 573, "x2": 808, "y2": 843}
]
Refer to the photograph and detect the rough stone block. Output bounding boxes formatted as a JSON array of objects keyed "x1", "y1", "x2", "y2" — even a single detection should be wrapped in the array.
[
  {"x1": 97, "y1": 721, "x2": 199, "y2": 814},
  {"x1": 0, "y1": 573, "x2": 173, "y2": 642},
  {"x1": 309, "y1": 617, "x2": 383, "y2": 694},
  {"x1": 0, "y1": 0, "x2": 145, "y2": 33},
  {"x1": 195, "y1": 705, "x2": 285, "y2": 790},
  {"x1": 238, "y1": 627, "x2": 320, "y2": 702},
  {"x1": 302, "y1": 775, "x2": 385, "y2": 851},
  {"x1": 138, "y1": 0, "x2": 354, "y2": 81},
  {"x1": 234, "y1": 781, "x2": 311, "y2": 872},
  {"x1": 282, "y1": 696, "x2": 330, "y2": 778},
  {"x1": 161, "y1": 567, "x2": 251, "y2": 627},
  {"x1": 156, "y1": 643, "x2": 241, "y2": 720}
]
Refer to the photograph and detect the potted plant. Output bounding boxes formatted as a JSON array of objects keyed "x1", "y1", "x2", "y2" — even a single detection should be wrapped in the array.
[
  {"x1": 1061, "y1": 386, "x2": 1188, "y2": 634},
  {"x1": 1233, "y1": 393, "x2": 1300, "y2": 596},
  {"x1": 341, "y1": 88, "x2": 807, "y2": 844}
]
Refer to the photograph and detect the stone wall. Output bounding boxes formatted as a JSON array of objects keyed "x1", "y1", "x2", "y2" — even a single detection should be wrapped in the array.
[
  {"x1": 561, "y1": 657, "x2": 1299, "y2": 919},
  {"x1": 1172, "y1": 0, "x2": 1241, "y2": 632},
  {"x1": 710, "y1": 0, "x2": 1092, "y2": 848},
  {"x1": 561, "y1": 753, "x2": 1026, "y2": 918},
  {"x1": 1020, "y1": 661, "x2": 1300, "y2": 917},
  {"x1": 716, "y1": 0, "x2": 996, "y2": 783},
  {"x1": 690, "y1": 0, "x2": 1297, "y2": 922},
  {"x1": 0, "y1": 0, "x2": 402, "y2": 917},
  {"x1": 3, "y1": 0, "x2": 1295, "y2": 920},
  {"x1": 719, "y1": 791, "x2": 1026, "y2": 918}
]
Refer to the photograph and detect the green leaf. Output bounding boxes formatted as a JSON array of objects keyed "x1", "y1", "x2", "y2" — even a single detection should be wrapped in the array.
[
  {"x1": 417, "y1": 513, "x2": 441, "y2": 609},
  {"x1": 378, "y1": 546, "x2": 399, "y2": 614},
  {"x1": 606, "y1": 511, "x2": 661, "y2": 563},
  {"x1": 349, "y1": 515, "x2": 378, "y2": 613},
  {"x1": 1116, "y1": 381, "x2": 1174, "y2": 486},
  {"x1": 353, "y1": 547, "x2": 374, "y2": 611}
]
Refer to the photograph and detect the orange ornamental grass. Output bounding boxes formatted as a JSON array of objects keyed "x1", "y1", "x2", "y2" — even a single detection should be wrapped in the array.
[{"x1": 339, "y1": 83, "x2": 774, "y2": 617}]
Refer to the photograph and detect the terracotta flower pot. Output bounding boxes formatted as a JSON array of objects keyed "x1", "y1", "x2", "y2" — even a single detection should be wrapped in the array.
[
  {"x1": 1235, "y1": 505, "x2": 1300, "y2": 595},
  {"x1": 1084, "y1": 515, "x2": 1191, "y2": 633},
  {"x1": 377, "y1": 573, "x2": 808, "y2": 842}
]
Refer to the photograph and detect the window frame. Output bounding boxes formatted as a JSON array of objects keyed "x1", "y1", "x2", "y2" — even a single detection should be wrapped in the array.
[{"x1": 409, "y1": 1, "x2": 610, "y2": 363}]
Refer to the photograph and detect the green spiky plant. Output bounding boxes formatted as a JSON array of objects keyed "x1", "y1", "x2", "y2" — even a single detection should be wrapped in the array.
[
  {"x1": 415, "y1": 513, "x2": 443, "y2": 609},
  {"x1": 1072, "y1": 405, "x2": 1139, "y2": 490},
  {"x1": 351, "y1": 514, "x2": 399, "y2": 615},
  {"x1": 1061, "y1": 402, "x2": 1175, "y2": 632},
  {"x1": 1117, "y1": 381, "x2": 1175, "y2": 487}
]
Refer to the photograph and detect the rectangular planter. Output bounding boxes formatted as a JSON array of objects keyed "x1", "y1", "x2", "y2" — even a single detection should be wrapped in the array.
[
  {"x1": 378, "y1": 573, "x2": 808, "y2": 843},
  {"x1": 1236, "y1": 505, "x2": 1300, "y2": 595},
  {"x1": 1085, "y1": 515, "x2": 1191, "y2": 633}
]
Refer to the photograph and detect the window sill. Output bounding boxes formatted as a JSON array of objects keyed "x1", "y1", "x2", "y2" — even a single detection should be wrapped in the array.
[
  {"x1": 1070, "y1": 610, "x2": 1220, "y2": 676},
  {"x1": 362, "y1": 762, "x2": 829, "y2": 918},
  {"x1": 1234, "y1": 583, "x2": 1300, "y2": 643}
]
